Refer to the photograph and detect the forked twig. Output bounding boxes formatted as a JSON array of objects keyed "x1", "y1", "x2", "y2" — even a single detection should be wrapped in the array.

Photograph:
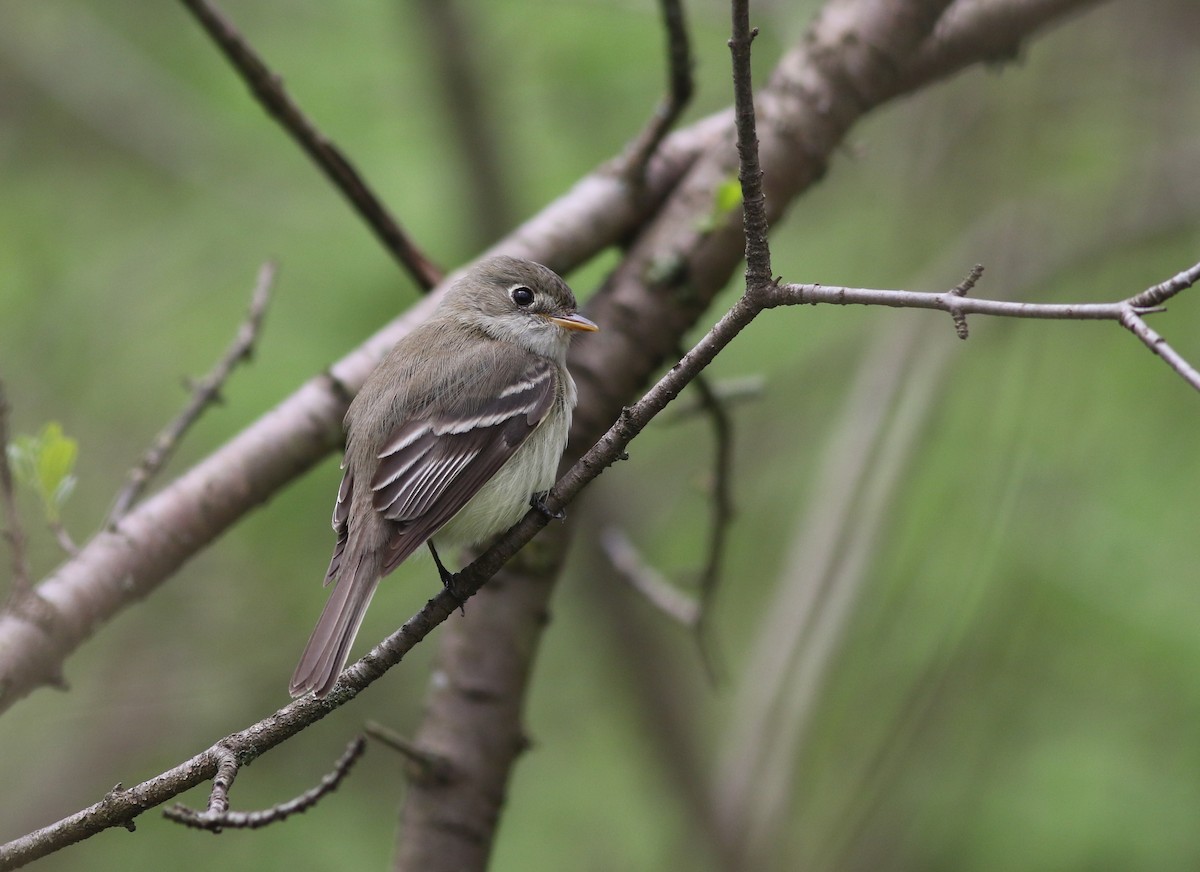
[
  {"x1": 770, "y1": 262, "x2": 1200, "y2": 393},
  {"x1": 164, "y1": 737, "x2": 366, "y2": 832},
  {"x1": 108, "y1": 262, "x2": 277, "y2": 526}
]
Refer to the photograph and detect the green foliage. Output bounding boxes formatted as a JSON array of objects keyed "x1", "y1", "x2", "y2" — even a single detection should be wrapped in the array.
[
  {"x1": 7, "y1": 422, "x2": 77, "y2": 524},
  {"x1": 695, "y1": 175, "x2": 744, "y2": 234}
]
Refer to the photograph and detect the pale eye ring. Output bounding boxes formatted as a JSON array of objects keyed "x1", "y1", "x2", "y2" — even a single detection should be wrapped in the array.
[{"x1": 510, "y1": 285, "x2": 535, "y2": 307}]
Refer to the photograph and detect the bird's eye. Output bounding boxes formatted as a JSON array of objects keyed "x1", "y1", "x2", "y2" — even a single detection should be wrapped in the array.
[{"x1": 510, "y1": 285, "x2": 535, "y2": 307}]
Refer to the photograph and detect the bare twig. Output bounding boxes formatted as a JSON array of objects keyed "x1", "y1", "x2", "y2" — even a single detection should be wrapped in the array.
[
  {"x1": 620, "y1": 0, "x2": 694, "y2": 180},
  {"x1": 46, "y1": 522, "x2": 76, "y2": 558},
  {"x1": 164, "y1": 737, "x2": 365, "y2": 832},
  {"x1": 0, "y1": 383, "x2": 31, "y2": 597},
  {"x1": 364, "y1": 721, "x2": 455, "y2": 786},
  {"x1": 108, "y1": 262, "x2": 278, "y2": 526},
  {"x1": 765, "y1": 261, "x2": 1200, "y2": 393},
  {"x1": 601, "y1": 526, "x2": 701, "y2": 627},
  {"x1": 177, "y1": 0, "x2": 442, "y2": 290},
  {"x1": 728, "y1": 0, "x2": 771, "y2": 286},
  {"x1": 686, "y1": 371, "x2": 735, "y2": 612},
  {"x1": 686, "y1": 371, "x2": 733, "y2": 685},
  {"x1": 663, "y1": 375, "x2": 764, "y2": 422}
]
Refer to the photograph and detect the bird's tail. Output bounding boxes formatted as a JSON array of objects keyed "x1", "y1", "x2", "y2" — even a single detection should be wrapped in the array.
[{"x1": 289, "y1": 548, "x2": 382, "y2": 698}]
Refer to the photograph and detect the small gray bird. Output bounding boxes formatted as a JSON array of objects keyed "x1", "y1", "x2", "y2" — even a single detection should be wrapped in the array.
[{"x1": 290, "y1": 257, "x2": 598, "y2": 698}]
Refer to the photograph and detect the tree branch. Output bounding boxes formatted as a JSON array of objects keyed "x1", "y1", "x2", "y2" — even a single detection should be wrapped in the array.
[
  {"x1": 163, "y1": 737, "x2": 366, "y2": 832},
  {"x1": 766, "y1": 263, "x2": 1200, "y2": 392},
  {"x1": 0, "y1": 0, "x2": 1113, "y2": 726},
  {"x1": 619, "y1": 0, "x2": 695, "y2": 181},
  {"x1": 177, "y1": 0, "x2": 443, "y2": 290},
  {"x1": 107, "y1": 261, "x2": 277, "y2": 526},
  {"x1": 0, "y1": 1, "x2": 1160, "y2": 865}
]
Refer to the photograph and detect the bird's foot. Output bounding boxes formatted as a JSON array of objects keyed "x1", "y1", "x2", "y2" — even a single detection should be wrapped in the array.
[
  {"x1": 428, "y1": 541, "x2": 466, "y2": 615},
  {"x1": 530, "y1": 491, "x2": 565, "y2": 521}
]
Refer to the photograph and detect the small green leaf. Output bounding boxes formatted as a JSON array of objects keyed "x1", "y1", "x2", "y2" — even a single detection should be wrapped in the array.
[
  {"x1": 8, "y1": 423, "x2": 78, "y2": 523},
  {"x1": 7, "y1": 437, "x2": 39, "y2": 488},
  {"x1": 695, "y1": 177, "x2": 745, "y2": 235},
  {"x1": 714, "y1": 177, "x2": 743, "y2": 215}
]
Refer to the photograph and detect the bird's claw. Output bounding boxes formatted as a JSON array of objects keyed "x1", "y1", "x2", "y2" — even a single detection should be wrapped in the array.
[{"x1": 530, "y1": 491, "x2": 565, "y2": 521}]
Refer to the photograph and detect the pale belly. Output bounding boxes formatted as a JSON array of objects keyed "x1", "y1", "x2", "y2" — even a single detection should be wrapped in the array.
[{"x1": 432, "y1": 406, "x2": 568, "y2": 548}]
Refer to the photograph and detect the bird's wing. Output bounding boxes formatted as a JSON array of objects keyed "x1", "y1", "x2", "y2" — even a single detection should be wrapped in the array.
[
  {"x1": 323, "y1": 466, "x2": 353, "y2": 585},
  {"x1": 367, "y1": 354, "x2": 558, "y2": 574}
]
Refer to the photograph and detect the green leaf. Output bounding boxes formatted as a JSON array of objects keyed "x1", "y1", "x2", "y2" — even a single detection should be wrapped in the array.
[
  {"x1": 714, "y1": 177, "x2": 743, "y2": 215},
  {"x1": 8, "y1": 422, "x2": 78, "y2": 522},
  {"x1": 695, "y1": 176, "x2": 745, "y2": 235}
]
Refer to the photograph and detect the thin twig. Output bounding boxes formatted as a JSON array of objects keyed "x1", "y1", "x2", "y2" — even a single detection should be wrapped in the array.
[
  {"x1": 364, "y1": 721, "x2": 455, "y2": 786},
  {"x1": 686, "y1": 371, "x2": 735, "y2": 609},
  {"x1": 619, "y1": 0, "x2": 694, "y2": 181},
  {"x1": 663, "y1": 375, "x2": 764, "y2": 422},
  {"x1": 47, "y1": 522, "x2": 76, "y2": 558},
  {"x1": 728, "y1": 0, "x2": 771, "y2": 286},
  {"x1": 164, "y1": 736, "x2": 366, "y2": 832},
  {"x1": 601, "y1": 526, "x2": 700, "y2": 627},
  {"x1": 765, "y1": 259, "x2": 1200, "y2": 393},
  {"x1": 685, "y1": 370, "x2": 733, "y2": 684},
  {"x1": 177, "y1": 0, "x2": 442, "y2": 290},
  {"x1": 108, "y1": 262, "x2": 277, "y2": 526},
  {"x1": 0, "y1": 382, "x2": 32, "y2": 597}
]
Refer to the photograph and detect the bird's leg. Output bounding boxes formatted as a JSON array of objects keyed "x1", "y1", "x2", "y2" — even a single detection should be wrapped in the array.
[
  {"x1": 427, "y1": 540, "x2": 455, "y2": 588},
  {"x1": 427, "y1": 541, "x2": 466, "y2": 615},
  {"x1": 530, "y1": 490, "x2": 566, "y2": 521}
]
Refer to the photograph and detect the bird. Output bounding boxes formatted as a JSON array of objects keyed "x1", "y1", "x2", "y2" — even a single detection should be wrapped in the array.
[{"x1": 289, "y1": 256, "x2": 598, "y2": 698}]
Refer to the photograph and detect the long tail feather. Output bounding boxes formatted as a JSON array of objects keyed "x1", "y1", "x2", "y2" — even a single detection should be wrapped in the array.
[{"x1": 289, "y1": 551, "x2": 381, "y2": 698}]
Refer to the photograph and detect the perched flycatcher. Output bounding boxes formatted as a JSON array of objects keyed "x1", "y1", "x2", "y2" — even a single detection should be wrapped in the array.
[{"x1": 290, "y1": 257, "x2": 598, "y2": 698}]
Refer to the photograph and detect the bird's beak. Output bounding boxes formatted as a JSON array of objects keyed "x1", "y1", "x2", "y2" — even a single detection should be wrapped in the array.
[{"x1": 546, "y1": 312, "x2": 599, "y2": 333}]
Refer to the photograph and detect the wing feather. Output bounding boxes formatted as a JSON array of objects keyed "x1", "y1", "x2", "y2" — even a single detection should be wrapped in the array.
[
  {"x1": 366, "y1": 355, "x2": 558, "y2": 570},
  {"x1": 324, "y1": 468, "x2": 354, "y2": 584}
]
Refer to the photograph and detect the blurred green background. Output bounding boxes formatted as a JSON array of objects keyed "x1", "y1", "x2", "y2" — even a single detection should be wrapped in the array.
[{"x1": 3, "y1": 1, "x2": 1199, "y2": 870}]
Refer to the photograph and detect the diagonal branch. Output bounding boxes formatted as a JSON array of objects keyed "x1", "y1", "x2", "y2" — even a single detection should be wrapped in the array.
[{"x1": 177, "y1": 0, "x2": 442, "y2": 290}]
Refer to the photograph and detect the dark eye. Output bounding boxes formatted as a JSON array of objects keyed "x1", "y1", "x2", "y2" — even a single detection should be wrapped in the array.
[{"x1": 510, "y1": 285, "x2": 535, "y2": 307}]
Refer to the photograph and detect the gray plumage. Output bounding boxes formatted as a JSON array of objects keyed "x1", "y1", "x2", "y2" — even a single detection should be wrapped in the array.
[{"x1": 290, "y1": 257, "x2": 597, "y2": 698}]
